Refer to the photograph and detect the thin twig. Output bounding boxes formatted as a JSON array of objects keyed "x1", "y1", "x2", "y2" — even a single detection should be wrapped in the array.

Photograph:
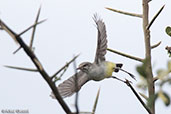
[
  {"x1": 92, "y1": 88, "x2": 100, "y2": 114},
  {"x1": 146, "y1": 5, "x2": 165, "y2": 30},
  {"x1": 53, "y1": 65, "x2": 68, "y2": 81},
  {"x1": 0, "y1": 19, "x2": 72, "y2": 114},
  {"x1": 106, "y1": 7, "x2": 142, "y2": 18},
  {"x1": 18, "y1": 19, "x2": 46, "y2": 36},
  {"x1": 151, "y1": 41, "x2": 161, "y2": 49},
  {"x1": 153, "y1": 77, "x2": 159, "y2": 83},
  {"x1": 4, "y1": 65, "x2": 38, "y2": 72},
  {"x1": 111, "y1": 77, "x2": 151, "y2": 114},
  {"x1": 51, "y1": 54, "x2": 79, "y2": 80},
  {"x1": 30, "y1": 6, "x2": 41, "y2": 48},
  {"x1": 13, "y1": 46, "x2": 22, "y2": 54},
  {"x1": 107, "y1": 48, "x2": 144, "y2": 62},
  {"x1": 112, "y1": 76, "x2": 132, "y2": 83},
  {"x1": 125, "y1": 80, "x2": 152, "y2": 114}
]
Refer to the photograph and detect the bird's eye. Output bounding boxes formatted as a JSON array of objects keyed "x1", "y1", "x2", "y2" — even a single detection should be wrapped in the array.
[{"x1": 83, "y1": 64, "x2": 87, "y2": 67}]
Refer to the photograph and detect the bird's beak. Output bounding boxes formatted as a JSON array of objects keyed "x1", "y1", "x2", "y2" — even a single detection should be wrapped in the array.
[
  {"x1": 115, "y1": 67, "x2": 136, "y2": 81},
  {"x1": 76, "y1": 67, "x2": 80, "y2": 70}
]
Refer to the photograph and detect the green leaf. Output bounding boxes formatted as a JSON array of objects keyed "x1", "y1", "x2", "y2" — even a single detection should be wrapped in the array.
[
  {"x1": 160, "y1": 78, "x2": 171, "y2": 87},
  {"x1": 136, "y1": 59, "x2": 148, "y2": 78},
  {"x1": 136, "y1": 83, "x2": 147, "y2": 90},
  {"x1": 136, "y1": 76, "x2": 148, "y2": 90},
  {"x1": 156, "y1": 60, "x2": 171, "y2": 81},
  {"x1": 166, "y1": 26, "x2": 171, "y2": 37},
  {"x1": 168, "y1": 79, "x2": 171, "y2": 85},
  {"x1": 136, "y1": 65, "x2": 146, "y2": 78},
  {"x1": 156, "y1": 69, "x2": 169, "y2": 80},
  {"x1": 139, "y1": 92, "x2": 148, "y2": 100},
  {"x1": 158, "y1": 91, "x2": 170, "y2": 106},
  {"x1": 147, "y1": 94, "x2": 158, "y2": 108}
]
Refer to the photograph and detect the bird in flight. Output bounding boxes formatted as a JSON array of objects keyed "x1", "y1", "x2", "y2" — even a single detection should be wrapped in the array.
[{"x1": 52, "y1": 15, "x2": 135, "y2": 98}]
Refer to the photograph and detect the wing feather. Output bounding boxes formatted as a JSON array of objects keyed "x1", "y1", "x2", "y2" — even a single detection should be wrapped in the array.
[
  {"x1": 51, "y1": 71, "x2": 89, "y2": 98},
  {"x1": 93, "y1": 15, "x2": 107, "y2": 64}
]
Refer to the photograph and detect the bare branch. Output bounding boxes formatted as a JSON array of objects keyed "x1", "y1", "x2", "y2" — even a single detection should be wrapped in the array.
[
  {"x1": 112, "y1": 77, "x2": 151, "y2": 114},
  {"x1": 146, "y1": 5, "x2": 165, "y2": 30},
  {"x1": 51, "y1": 54, "x2": 79, "y2": 80},
  {"x1": 0, "y1": 19, "x2": 72, "y2": 114},
  {"x1": 4, "y1": 65, "x2": 38, "y2": 72},
  {"x1": 0, "y1": 19, "x2": 18, "y2": 44},
  {"x1": 30, "y1": 6, "x2": 41, "y2": 48},
  {"x1": 106, "y1": 7, "x2": 142, "y2": 18},
  {"x1": 107, "y1": 48, "x2": 144, "y2": 62},
  {"x1": 92, "y1": 88, "x2": 100, "y2": 114},
  {"x1": 125, "y1": 80, "x2": 152, "y2": 114},
  {"x1": 151, "y1": 41, "x2": 161, "y2": 49},
  {"x1": 142, "y1": 0, "x2": 155, "y2": 113}
]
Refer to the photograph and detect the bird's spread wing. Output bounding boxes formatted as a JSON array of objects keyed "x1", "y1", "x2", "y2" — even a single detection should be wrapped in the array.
[
  {"x1": 55, "y1": 71, "x2": 89, "y2": 98},
  {"x1": 93, "y1": 15, "x2": 107, "y2": 64}
]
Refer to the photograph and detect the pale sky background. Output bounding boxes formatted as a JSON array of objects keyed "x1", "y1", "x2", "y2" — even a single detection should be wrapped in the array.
[{"x1": 0, "y1": 0, "x2": 171, "y2": 114}]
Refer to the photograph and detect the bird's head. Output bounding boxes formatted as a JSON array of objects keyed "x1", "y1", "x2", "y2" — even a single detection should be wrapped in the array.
[
  {"x1": 77, "y1": 62, "x2": 92, "y2": 73},
  {"x1": 113, "y1": 63, "x2": 136, "y2": 80}
]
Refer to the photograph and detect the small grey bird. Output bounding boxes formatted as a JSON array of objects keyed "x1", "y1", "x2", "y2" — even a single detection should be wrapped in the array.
[{"x1": 51, "y1": 15, "x2": 135, "y2": 98}]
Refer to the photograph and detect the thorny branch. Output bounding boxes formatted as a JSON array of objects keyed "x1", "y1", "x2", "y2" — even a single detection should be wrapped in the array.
[
  {"x1": 112, "y1": 77, "x2": 152, "y2": 114},
  {"x1": 125, "y1": 80, "x2": 152, "y2": 114},
  {"x1": 0, "y1": 19, "x2": 72, "y2": 114}
]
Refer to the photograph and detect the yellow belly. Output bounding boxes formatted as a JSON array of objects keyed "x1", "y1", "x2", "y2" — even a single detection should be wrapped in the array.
[{"x1": 105, "y1": 62, "x2": 116, "y2": 78}]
